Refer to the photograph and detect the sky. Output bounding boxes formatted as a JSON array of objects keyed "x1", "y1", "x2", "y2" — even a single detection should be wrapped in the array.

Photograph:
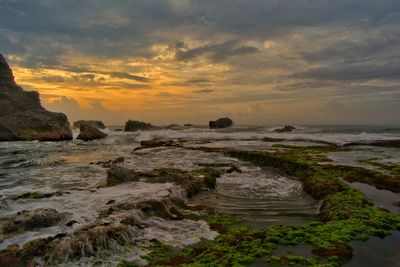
[{"x1": 1, "y1": 0, "x2": 400, "y2": 126}]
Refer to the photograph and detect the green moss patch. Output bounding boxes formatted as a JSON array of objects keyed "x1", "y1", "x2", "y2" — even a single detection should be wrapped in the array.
[{"x1": 137, "y1": 148, "x2": 400, "y2": 266}]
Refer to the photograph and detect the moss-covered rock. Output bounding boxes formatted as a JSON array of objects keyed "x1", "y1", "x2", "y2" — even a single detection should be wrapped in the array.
[
  {"x1": 138, "y1": 147, "x2": 400, "y2": 266},
  {"x1": 106, "y1": 166, "x2": 221, "y2": 197},
  {"x1": 1, "y1": 208, "x2": 65, "y2": 235}
]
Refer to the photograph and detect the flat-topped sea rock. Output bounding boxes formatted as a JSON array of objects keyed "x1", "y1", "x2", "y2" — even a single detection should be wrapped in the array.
[
  {"x1": 124, "y1": 119, "x2": 156, "y2": 132},
  {"x1": 209, "y1": 117, "x2": 233, "y2": 129},
  {"x1": 0, "y1": 54, "x2": 72, "y2": 141},
  {"x1": 73, "y1": 120, "x2": 105, "y2": 129}
]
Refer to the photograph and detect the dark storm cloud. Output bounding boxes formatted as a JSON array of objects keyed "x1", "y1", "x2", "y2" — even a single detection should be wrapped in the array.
[
  {"x1": 175, "y1": 40, "x2": 259, "y2": 62},
  {"x1": 2, "y1": 0, "x2": 400, "y2": 64},
  {"x1": 294, "y1": 61, "x2": 400, "y2": 81},
  {"x1": 302, "y1": 32, "x2": 400, "y2": 62},
  {"x1": 0, "y1": 0, "x2": 400, "y2": 99}
]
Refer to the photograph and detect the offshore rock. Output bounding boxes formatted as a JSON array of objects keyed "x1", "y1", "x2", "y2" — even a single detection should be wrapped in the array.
[
  {"x1": 73, "y1": 120, "x2": 106, "y2": 129},
  {"x1": 77, "y1": 124, "x2": 107, "y2": 141},
  {"x1": 209, "y1": 117, "x2": 233, "y2": 129},
  {"x1": 124, "y1": 119, "x2": 156, "y2": 132},
  {"x1": 273, "y1": 125, "x2": 296, "y2": 133},
  {"x1": 343, "y1": 139, "x2": 400, "y2": 148},
  {"x1": 0, "y1": 54, "x2": 72, "y2": 141}
]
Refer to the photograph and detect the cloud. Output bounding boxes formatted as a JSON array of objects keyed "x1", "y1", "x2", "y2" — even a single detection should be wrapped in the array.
[
  {"x1": 193, "y1": 89, "x2": 215, "y2": 94},
  {"x1": 109, "y1": 72, "x2": 149, "y2": 82},
  {"x1": 44, "y1": 96, "x2": 128, "y2": 124},
  {"x1": 294, "y1": 61, "x2": 400, "y2": 81},
  {"x1": 302, "y1": 33, "x2": 400, "y2": 63},
  {"x1": 175, "y1": 40, "x2": 259, "y2": 62},
  {"x1": 2, "y1": 0, "x2": 400, "y2": 125}
]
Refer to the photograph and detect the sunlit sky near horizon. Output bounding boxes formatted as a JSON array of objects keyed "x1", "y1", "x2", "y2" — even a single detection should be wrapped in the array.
[{"x1": 1, "y1": 0, "x2": 400, "y2": 125}]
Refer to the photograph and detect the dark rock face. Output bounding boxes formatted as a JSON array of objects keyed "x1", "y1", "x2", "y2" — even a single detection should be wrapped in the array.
[
  {"x1": 73, "y1": 120, "x2": 105, "y2": 129},
  {"x1": 273, "y1": 125, "x2": 296, "y2": 133},
  {"x1": 77, "y1": 124, "x2": 107, "y2": 141},
  {"x1": 0, "y1": 55, "x2": 72, "y2": 141},
  {"x1": 209, "y1": 117, "x2": 233, "y2": 129},
  {"x1": 124, "y1": 119, "x2": 155, "y2": 132}
]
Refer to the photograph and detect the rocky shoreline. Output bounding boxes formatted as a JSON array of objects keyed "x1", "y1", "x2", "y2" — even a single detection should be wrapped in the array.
[{"x1": 0, "y1": 137, "x2": 399, "y2": 266}]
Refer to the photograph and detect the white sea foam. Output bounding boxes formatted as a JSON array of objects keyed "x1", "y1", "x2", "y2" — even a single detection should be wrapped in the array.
[{"x1": 132, "y1": 127, "x2": 400, "y2": 146}]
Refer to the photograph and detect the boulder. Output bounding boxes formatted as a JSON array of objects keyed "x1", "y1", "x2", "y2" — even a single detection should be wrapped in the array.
[
  {"x1": 273, "y1": 125, "x2": 296, "y2": 133},
  {"x1": 77, "y1": 124, "x2": 107, "y2": 141},
  {"x1": 124, "y1": 119, "x2": 155, "y2": 132},
  {"x1": 73, "y1": 120, "x2": 105, "y2": 129},
  {"x1": 209, "y1": 117, "x2": 233, "y2": 129},
  {"x1": 1, "y1": 208, "x2": 65, "y2": 234},
  {"x1": 0, "y1": 55, "x2": 72, "y2": 141}
]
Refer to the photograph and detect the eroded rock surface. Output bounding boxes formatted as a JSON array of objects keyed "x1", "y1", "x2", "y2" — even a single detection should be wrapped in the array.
[
  {"x1": 77, "y1": 124, "x2": 107, "y2": 141},
  {"x1": 73, "y1": 120, "x2": 106, "y2": 129}
]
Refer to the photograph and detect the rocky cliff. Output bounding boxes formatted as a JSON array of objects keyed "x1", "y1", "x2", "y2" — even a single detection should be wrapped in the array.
[{"x1": 0, "y1": 54, "x2": 72, "y2": 141}]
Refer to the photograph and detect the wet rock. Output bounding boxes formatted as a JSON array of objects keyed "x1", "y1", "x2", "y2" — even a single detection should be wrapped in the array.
[
  {"x1": 1, "y1": 208, "x2": 65, "y2": 234},
  {"x1": 262, "y1": 137, "x2": 286, "y2": 142},
  {"x1": 66, "y1": 220, "x2": 78, "y2": 227},
  {"x1": 0, "y1": 55, "x2": 72, "y2": 141},
  {"x1": 77, "y1": 124, "x2": 107, "y2": 141},
  {"x1": 13, "y1": 191, "x2": 63, "y2": 200},
  {"x1": 113, "y1": 156, "x2": 125, "y2": 164},
  {"x1": 106, "y1": 165, "x2": 141, "y2": 186},
  {"x1": 209, "y1": 117, "x2": 233, "y2": 129},
  {"x1": 94, "y1": 157, "x2": 124, "y2": 168},
  {"x1": 49, "y1": 223, "x2": 139, "y2": 262},
  {"x1": 139, "y1": 139, "x2": 177, "y2": 148},
  {"x1": 124, "y1": 119, "x2": 155, "y2": 132},
  {"x1": 106, "y1": 166, "x2": 221, "y2": 197},
  {"x1": 135, "y1": 199, "x2": 184, "y2": 220},
  {"x1": 73, "y1": 120, "x2": 105, "y2": 129},
  {"x1": 106, "y1": 199, "x2": 116, "y2": 205},
  {"x1": 343, "y1": 140, "x2": 400, "y2": 148},
  {"x1": 226, "y1": 166, "x2": 242, "y2": 173},
  {"x1": 0, "y1": 236, "x2": 55, "y2": 267},
  {"x1": 273, "y1": 125, "x2": 296, "y2": 133}
]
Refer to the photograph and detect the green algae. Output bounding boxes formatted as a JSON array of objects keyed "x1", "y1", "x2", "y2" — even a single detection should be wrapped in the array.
[
  {"x1": 359, "y1": 158, "x2": 400, "y2": 175},
  {"x1": 137, "y1": 147, "x2": 400, "y2": 266}
]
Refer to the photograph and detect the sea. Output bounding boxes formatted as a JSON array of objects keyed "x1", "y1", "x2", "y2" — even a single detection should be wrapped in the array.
[{"x1": 0, "y1": 125, "x2": 399, "y2": 266}]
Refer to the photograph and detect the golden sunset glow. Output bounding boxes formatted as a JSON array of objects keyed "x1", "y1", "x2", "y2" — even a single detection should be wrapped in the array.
[{"x1": 2, "y1": 1, "x2": 400, "y2": 125}]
